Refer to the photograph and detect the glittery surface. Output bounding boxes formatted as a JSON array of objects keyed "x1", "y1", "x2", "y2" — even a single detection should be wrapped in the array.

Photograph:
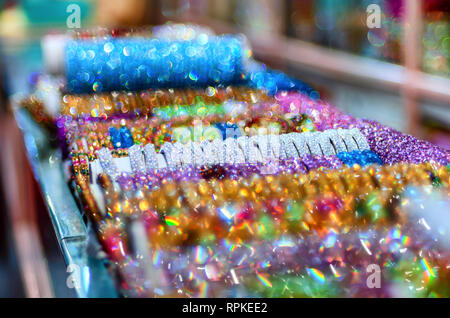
[
  {"x1": 247, "y1": 65, "x2": 316, "y2": 97},
  {"x1": 59, "y1": 87, "x2": 273, "y2": 117},
  {"x1": 116, "y1": 155, "x2": 342, "y2": 186},
  {"x1": 66, "y1": 36, "x2": 248, "y2": 93},
  {"x1": 97, "y1": 148, "x2": 119, "y2": 179},
  {"x1": 128, "y1": 144, "x2": 146, "y2": 174},
  {"x1": 117, "y1": 221, "x2": 449, "y2": 297},
  {"x1": 337, "y1": 150, "x2": 383, "y2": 166},
  {"x1": 357, "y1": 119, "x2": 450, "y2": 165}
]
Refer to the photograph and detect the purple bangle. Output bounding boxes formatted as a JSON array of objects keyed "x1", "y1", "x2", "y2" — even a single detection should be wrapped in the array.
[
  {"x1": 356, "y1": 119, "x2": 450, "y2": 165},
  {"x1": 116, "y1": 155, "x2": 344, "y2": 190}
]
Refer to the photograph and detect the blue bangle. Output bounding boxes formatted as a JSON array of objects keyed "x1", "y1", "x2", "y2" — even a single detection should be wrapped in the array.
[
  {"x1": 65, "y1": 35, "x2": 248, "y2": 93},
  {"x1": 246, "y1": 66, "x2": 317, "y2": 98}
]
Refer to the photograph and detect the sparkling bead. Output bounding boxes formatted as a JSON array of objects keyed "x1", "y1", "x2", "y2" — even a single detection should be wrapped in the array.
[
  {"x1": 143, "y1": 143, "x2": 158, "y2": 170},
  {"x1": 128, "y1": 144, "x2": 145, "y2": 174},
  {"x1": 97, "y1": 148, "x2": 119, "y2": 179},
  {"x1": 280, "y1": 134, "x2": 299, "y2": 158}
]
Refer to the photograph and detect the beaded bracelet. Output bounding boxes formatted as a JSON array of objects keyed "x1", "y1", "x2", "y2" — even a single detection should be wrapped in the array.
[
  {"x1": 98, "y1": 186, "x2": 410, "y2": 249},
  {"x1": 60, "y1": 87, "x2": 273, "y2": 117},
  {"x1": 128, "y1": 162, "x2": 447, "y2": 215},
  {"x1": 20, "y1": 86, "x2": 273, "y2": 122},
  {"x1": 105, "y1": 219, "x2": 449, "y2": 298},
  {"x1": 71, "y1": 129, "x2": 372, "y2": 181},
  {"x1": 64, "y1": 112, "x2": 316, "y2": 160},
  {"x1": 66, "y1": 24, "x2": 314, "y2": 96}
]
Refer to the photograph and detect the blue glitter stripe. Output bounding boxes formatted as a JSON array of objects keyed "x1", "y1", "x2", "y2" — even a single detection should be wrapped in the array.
[
  {"x1": 65, "y1": 36, "x2": 316, "y2": 95},
  {"x1": 337, "y1": 150, "x2": 383, "y2": 166}
]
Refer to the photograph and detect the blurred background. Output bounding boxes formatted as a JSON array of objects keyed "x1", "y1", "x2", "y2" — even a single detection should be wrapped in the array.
[{"x1": 0, "y1": 0, "x2": 448, "y2": 297}]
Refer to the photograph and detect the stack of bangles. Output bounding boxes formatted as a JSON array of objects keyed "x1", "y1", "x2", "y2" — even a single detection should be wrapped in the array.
[
  {"x1": 64, "y1": 89, "x2": 449, "y2": 299},
  {"x1": 22, "y1": 25, "x2": 450, "y2": 298},
  {"x1": 62, "y1": 106, "x2": 316, "y2": 158},
  {"x1": 75, "y1": 162, "x2": 449, "y2": 297}
]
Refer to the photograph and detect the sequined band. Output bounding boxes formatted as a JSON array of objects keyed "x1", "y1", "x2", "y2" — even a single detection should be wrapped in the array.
[
  {"x1": 60, "y1": 87, "x2": 272, "y2": 117},
  {"x1": 71, "y1": 129, "x2": 373, "y2": 181},
  {"x1": 65, "y1": 35, "x2": 249, "y2": 93}
]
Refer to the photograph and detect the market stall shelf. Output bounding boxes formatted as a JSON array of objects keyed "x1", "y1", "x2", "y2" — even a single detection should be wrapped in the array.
[{"x1": 14, "y1": 107, "x2": 117, "y2": 298}]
